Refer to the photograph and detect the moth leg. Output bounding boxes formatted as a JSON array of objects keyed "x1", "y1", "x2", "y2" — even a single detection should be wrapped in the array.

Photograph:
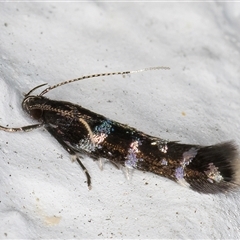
[
  {"x1": 96, "y1": 158, "x2": 121, "y2": 172},
  {"x1": 72, "y1": 155, "x2": 91, "y2": 190},
  {"x1": 122, "y1": 166, "x2": 134, "y2": 181},
  {"x1": 97, "y1": 158, "x2": 108, "y2": 170},
  {"x1": 0, "y1": 124, "x2": 43, "y2": 133},
  {"x1": 45, "y1": 127, "x2": 92, "y2": 189},
  {"x1": 109, "y1": 160, "x2": 121, "y2": 170},
  {"x1": 97, "y1": 158, "x2": 103, "y2": 170}
]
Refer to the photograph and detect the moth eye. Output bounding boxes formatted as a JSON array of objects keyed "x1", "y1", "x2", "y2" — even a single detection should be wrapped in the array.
[{"x1": 30, "y1": 109, "x2": 43, "y2": 120}]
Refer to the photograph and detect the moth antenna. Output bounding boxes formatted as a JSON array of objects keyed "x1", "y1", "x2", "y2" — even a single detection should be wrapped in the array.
[
  {"x1": 25, "y1": 83, "x2": 48, "y2": 97},
  {"x1": 0, "y1": 124, "x2": 43, "y2": 133},
  {"x1": 39, "y1": 66, "x2": 170, "y2": 96}
]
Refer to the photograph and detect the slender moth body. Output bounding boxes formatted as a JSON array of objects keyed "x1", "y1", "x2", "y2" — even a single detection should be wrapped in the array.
[{"x1": 0, "y1": 66, "x2": 239, "y2": 194}]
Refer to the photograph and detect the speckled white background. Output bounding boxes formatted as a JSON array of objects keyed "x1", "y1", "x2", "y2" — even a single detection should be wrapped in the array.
[{"x1": 0, "y1": 2, "x2": 240, "y2": 239}]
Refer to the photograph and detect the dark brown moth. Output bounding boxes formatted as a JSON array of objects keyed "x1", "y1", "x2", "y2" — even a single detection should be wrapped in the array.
[{"x1": 0, "y1": 66, "x2": 239, "y2": 194}]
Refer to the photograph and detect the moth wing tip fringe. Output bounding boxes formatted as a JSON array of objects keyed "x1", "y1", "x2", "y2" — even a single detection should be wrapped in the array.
[{"x1": 185, "y1": 141, "x2": 240, "y2": 194}]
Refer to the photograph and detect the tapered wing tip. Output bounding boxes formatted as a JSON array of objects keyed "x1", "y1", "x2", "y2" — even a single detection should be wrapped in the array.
[{"x1": 185, "y1": 141, "x2": 240, "y2": 194}]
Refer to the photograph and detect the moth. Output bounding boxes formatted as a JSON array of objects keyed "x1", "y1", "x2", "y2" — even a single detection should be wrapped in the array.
[{"x1": 0, "y1": 66, "x2": 239, "y2": 194}]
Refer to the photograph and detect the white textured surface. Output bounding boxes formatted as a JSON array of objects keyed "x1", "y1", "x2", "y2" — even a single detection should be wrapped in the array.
[{"x1": 0, "y1": 2, "x2": 240, "y2": 239}]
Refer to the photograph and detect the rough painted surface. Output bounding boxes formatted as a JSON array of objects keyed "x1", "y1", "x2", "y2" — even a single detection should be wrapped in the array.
[{"x1": 0, "y1": 2, "x2": 240, "y2": 239}]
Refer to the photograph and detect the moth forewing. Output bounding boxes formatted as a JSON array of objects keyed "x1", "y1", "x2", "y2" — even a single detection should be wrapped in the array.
[{"x1": 0, "y1": 66, "x2": 239, "y2": 194}]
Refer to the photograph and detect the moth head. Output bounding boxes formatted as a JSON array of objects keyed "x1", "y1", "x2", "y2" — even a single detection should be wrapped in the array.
[{"x1": 22, "y1": 96, "x2": 45, "y2": 120}]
